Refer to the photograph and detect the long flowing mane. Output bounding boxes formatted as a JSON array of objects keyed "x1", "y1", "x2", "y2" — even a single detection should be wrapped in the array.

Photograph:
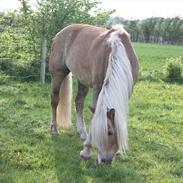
[{"x1": 91, "y1": 26, "x2": 134, "y2": 153}]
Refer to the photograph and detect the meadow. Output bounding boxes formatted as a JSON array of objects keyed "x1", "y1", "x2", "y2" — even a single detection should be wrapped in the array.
[{"x1": 0, "y1": 43, "x2": 183, "y2": 183}]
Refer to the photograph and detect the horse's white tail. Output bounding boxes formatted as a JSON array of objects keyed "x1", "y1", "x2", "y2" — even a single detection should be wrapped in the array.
[{"x1": 56, "y1": 73, "x2": 72, "y2": 129}]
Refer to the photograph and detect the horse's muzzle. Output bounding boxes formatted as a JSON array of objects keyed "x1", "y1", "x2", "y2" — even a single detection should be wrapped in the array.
[{"x1": 96, "y1": 158, "x2": 112, "y2": 165}]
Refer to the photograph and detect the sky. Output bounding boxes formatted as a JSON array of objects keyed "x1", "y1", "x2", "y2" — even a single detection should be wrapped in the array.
[
  {"x1": 0, "y1": 0, "x2": 183, "y2": 20},
  {"x1": 101, "y1": 0, "x2": 183, "y2": 19}
]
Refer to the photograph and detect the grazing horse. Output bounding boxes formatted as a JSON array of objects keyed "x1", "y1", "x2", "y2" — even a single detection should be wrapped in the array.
[{"x1": 49, "y1": 24, "x2": 139, "y2": 164}]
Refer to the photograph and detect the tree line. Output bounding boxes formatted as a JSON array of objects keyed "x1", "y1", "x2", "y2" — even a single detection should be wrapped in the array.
[{"x1": 108, "y1": 16, "x2": 183, "y2": 45}]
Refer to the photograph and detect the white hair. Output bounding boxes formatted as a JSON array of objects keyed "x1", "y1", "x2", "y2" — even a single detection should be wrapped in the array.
[{"x1": 91, "y1": 27, "x2": 133, "y2": 153}]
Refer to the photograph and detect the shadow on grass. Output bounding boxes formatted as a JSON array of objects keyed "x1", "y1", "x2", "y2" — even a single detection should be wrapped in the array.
[
  {"x1": 163, "y1": 78, "x2": 183, "y2": 85},
  {"x1": 51, "y1": 130, "x2": 88, "y2": 183},
  {"x1": 0, "y1": 159, "x2": 16, "y2": 183},
  {"x1": 52, "y1": 129, "x2": 144, "y2": 183}
]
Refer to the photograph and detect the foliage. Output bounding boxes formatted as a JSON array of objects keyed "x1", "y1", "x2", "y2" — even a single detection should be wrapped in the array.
[
  {"x1": 163, "y1": 56, "x2": 182, "y2": 81},
  {"x1": 141, "y1": 70, "x2": 164, "y2": 82},
  {"x1": 0, "y1": 12, "x2": 35, "y2": 61},
  {"x1": 0, "y1": 58, "x2": 40, "y2": 81},
  {"x1": 109, "y1": 16, "x2": 183, "y2": 44},
  {"x1": 0, "y1": 71, "x2": 10, "y2": 84},
  {"x1": 0, "y1": 1, "x2": 113, "y2": 81},
  {"x1": 19, "y1": 0, "x2": 113, "y2": 56},
  {"x1": 0, "y1": 11, "x2": 39, "y2": 81},
  {"x1": 0, "y1": 3, "x2": 183, "y2": 82}
]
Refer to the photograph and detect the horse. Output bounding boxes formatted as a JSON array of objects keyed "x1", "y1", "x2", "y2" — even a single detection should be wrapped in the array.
[{"x1": 49, "y1": 24, "x2": 139, "y2": 164}]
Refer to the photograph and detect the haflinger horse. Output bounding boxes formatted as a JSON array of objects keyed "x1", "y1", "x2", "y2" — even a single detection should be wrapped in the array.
[{"x1": 49, "y1": 24, "x2": 139, "y2": 164}]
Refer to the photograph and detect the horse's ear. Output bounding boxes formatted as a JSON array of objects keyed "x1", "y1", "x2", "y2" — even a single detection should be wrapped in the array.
[
  {"x1": 89, "y1": 106, "x2": 95, "y2": 113},
  {"x1": 107, "y1": 108, "x2": 115, "y2": 120}
]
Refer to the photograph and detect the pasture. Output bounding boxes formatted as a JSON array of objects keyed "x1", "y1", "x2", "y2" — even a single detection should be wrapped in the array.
[{"x1": 0, "y1": 43, "x2": 183, "y2": 183}]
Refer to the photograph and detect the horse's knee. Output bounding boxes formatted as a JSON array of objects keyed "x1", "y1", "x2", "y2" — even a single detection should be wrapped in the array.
[
  {"x1": 51, "y1": 88, "x2": 60, "y2": 107},
  {"x1": 75, "y1": 85, "x2": 88, "y2": 111}
]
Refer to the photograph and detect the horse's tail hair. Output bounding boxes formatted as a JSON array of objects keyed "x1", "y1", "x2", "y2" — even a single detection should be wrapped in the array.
[{"x1": 56, "y1": 73, "x2": 72, "y2": 129}]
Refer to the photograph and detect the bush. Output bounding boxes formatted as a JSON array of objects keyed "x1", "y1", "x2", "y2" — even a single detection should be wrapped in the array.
[
  {"x1": 14, "y1": 59, "x2": 40, "y2": 81},
  {"x1": 0, "y1": 58, "x2": 40, "y2": 81},
  {"x1": 0, "y1": 71, "x2": 10, "y2": 84},
  {"x1": 163, "y1": 56, "x2": 182, "y2": 81},
  {"x1": 0, "y1": 58, "x2": 14, "y2": 75},
  {"x1": 142, "y1": 70, "x2": 164, "y2": 81}
]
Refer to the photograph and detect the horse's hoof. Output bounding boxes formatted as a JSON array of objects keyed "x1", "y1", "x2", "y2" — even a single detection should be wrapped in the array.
[
  {"x1": 80, "y1": 150, "x2": 91, "y2": 160},
  {"x1": 80, "y1": 154, "x2": 91, "y2": 160},
  {"x1": 51, "y1": 125, "x2": 59, "y2": 135},
  {"x1": 51, "y1": 130, "x2": 59, "y2": 135},
  {"x1": 115, "y1": 151, "x2": 122, "y2": 157}
]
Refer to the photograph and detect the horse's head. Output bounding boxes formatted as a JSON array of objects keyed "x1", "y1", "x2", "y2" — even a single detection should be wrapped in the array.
[
  {"x1": 97, "y1": 108, "x2": 118, "y2": 164},
  {"x1": 90, "y1": 107, "x2": 118, "y2": 164}
]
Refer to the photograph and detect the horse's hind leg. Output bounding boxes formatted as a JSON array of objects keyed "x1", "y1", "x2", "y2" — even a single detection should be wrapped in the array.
[
  {"x1": 75, "y1": 82, "x2": 89, "y2": 140},
  {"x1": 50, "y1": 72, "x2": 67, "y2": 134}
]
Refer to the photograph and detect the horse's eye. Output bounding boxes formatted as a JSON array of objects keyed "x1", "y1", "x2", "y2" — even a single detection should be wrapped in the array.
[{"x1": 108, "y1": 131, "x2": 113, "y2": 136}]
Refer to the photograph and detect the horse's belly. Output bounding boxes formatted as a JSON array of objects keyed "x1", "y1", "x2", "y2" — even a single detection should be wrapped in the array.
[
  {"x1": 73, "y1": 72, "x2": 92, "y2": 87},
  {"x1": 67, "y1": 62, "x2": 93, "y2": 87}
]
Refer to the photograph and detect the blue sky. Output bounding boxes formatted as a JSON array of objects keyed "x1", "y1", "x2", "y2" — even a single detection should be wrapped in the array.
[{"x1": 1, "y1": 0, "x2": 183, "y2": 19}]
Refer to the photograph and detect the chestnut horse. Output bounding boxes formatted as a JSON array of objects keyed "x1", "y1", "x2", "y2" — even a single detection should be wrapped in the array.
[{"x1": 49, "y1": 24, "x2": 139, "y2": 164}]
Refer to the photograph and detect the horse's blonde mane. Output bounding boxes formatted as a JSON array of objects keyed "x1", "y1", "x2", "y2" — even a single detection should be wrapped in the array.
[{"x1": 91, "y1": 26, "x2": 133, "y2": 153}]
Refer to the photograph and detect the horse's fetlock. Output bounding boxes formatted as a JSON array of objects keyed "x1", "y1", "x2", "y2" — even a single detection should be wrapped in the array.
[
  {"x1": 51, "y1": 123, "x2": 59, "y2": 135},
  {"x1": 80, "y1": 148, "x2": 91, "y2": 160}
]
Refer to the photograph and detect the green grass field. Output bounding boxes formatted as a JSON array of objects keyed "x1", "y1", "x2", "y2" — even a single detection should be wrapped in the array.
[{"x1": 0, "y1": 43, "x2": 183, "y2": 183}]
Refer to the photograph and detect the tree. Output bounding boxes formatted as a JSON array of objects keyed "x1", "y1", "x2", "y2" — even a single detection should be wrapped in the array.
[
  {"x1": 141, "y1": 18, "x2": 157, "y2": 43},
  {"x1": 19, "y1": 0, "x2": 113, "y2": 83}
]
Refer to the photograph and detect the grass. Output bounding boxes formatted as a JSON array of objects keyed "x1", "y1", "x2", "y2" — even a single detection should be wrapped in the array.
[
  {"x1": 134, "y1": 43, "x2": 183, "y2": 72},
  {"x1": 0, "y1": 43, "x2": 183, "y2": 183}
]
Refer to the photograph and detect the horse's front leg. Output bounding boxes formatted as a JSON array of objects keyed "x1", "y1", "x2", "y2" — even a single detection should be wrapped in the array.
[
  {"x1": 80, "y1": 131, "x2": 92, "y2": 159},
  {"x1": 80, "y1": 86, "x2": 100, "y2": 159},
  {"x1": 75, "y1": 82, "x2": 89, "y2": 140}
]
